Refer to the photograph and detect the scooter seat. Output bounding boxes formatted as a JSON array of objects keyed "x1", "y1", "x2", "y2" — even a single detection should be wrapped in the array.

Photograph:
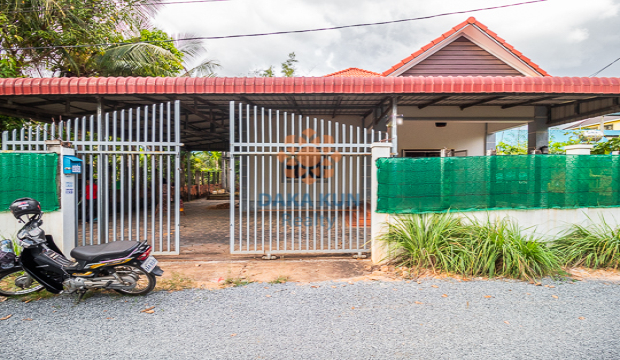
[{"x1": 70, "y1": 241, "x2": 140, "y2": 263}]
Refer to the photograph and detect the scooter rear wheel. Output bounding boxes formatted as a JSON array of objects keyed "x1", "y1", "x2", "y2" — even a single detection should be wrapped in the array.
[
  {"x1": 0, "y1": 267, "x2": 45, "y2": 296},
  {"x1": 112, "y1": 265, "x2": 156, "y2": 296}
]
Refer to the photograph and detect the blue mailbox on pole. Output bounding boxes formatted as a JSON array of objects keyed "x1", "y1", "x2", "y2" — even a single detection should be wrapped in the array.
[{"x1": 63, "y1": 156, "x2": 83, "y2": 174}]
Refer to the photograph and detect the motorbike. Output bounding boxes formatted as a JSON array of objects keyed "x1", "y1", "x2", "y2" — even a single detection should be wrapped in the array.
[{"x1": 0, "y1": 198, "x2": 163, "y2": 301}]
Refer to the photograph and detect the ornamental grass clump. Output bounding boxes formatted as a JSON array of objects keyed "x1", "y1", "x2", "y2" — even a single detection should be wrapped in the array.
[
  {"x1": 467, "y1": 218, "x2": 562, "y2": 281},
  {"x1": 551, "y1": 218, "x2": 620, "y2": 269},
  {"x1": 380, "y1": 213, "x2": 562, "y2": 280},
  {"x1": 379, "y1": 212, "x2": 472, "y2": 274}
]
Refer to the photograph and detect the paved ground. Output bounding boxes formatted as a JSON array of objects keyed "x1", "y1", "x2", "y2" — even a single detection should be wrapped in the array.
[
  {"x1": 2, "y1": 277, "x2": 620, "y2": 359},
  {"x1": 168, "y1": 197, "x2": 371, "y2": 260}
]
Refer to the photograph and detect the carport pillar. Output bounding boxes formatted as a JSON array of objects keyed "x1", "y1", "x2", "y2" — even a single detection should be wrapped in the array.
[
  {"x1": 528, "y1": 106, "x2": 549, "y2": 153},
  {"x1": 371, "y1": 143, "x2": 392, "y2": 264},
  {"x1": 390, "y1": 97, "x2": 399, "y2": 157}
]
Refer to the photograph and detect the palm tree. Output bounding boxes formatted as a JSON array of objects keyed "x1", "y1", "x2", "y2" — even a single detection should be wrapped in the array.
[{"x1": 95, "y1": 30, "x2": 220, "y2": 77}]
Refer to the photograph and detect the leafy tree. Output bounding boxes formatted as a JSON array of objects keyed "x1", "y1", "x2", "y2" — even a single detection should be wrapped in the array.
[
  {"x1": 496, "y1": 141, "x2": 527, "y2": 155},
  {"x1": 253, "y1": 52, "x2": 298, "y2": 77},
  {"x1": 548, "y1": 131, "x2": 581, "y2": 154},
  {"x1": 0, "y1": 0, "x2": 218, "y2": 77},
  {"x1": 281, "y1": 52, "x2": 297, "y2": 77},
  {"x1": 495, "y1": 130, "x2": 527, "y2": 155},
  {"x1": 592, "y1": 138, "x2": 620, "y2": 155}
]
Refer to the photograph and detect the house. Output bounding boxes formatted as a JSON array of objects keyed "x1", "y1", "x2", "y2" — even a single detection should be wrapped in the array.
[
  {"x1": 0, "y1": 17, "x2": 619, "y2": 257},
  {"x1": 564, "y1": 113, "x2": 620, "y2": 131}
]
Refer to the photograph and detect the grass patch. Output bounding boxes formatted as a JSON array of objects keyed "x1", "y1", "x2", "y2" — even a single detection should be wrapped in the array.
[
  {"x1": 223, "y1": 277, "x2": 253, "y2": 287},
  {"x1": 158, "y1": 272, "x2": 196, "y2": 291},
  {"x1": 551, "y1": 217, "x2": 620, "y2": 269},
  {"x1": 380, "y1": 213, "x2": 562, "y2": 281},
  {"x1": 268, "y1": 275, "x2": 289, "y2": 284}
]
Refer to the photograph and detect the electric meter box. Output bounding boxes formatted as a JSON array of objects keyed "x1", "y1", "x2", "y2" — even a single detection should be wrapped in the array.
[{"x1": 63, "y1": 156, "x2": 83, "y2": 174}]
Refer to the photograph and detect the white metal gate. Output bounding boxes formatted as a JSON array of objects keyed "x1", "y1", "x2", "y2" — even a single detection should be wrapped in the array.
[
  {"x1": 229, "y1": 101, "x2": 387, "y2": 256},
  {"x1": 2, "y1": 101, "x2": 182, "y2": 255}
]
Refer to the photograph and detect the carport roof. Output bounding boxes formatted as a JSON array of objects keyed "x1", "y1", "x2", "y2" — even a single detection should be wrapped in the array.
[
  {"x1": 1, "y1": 76, "x2": 619, "y2": 151},
  {"x1": 2, "y1": 76, "x2": 619, "y2": 95}
]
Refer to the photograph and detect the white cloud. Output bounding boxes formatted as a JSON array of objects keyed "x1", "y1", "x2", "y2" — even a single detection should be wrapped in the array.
[
  {"x1": 567, "y1": 28, "x2": 590, "y2": 43},
  {"x1": 153, "y1": 0, "x2": 620, "y2": 77}
]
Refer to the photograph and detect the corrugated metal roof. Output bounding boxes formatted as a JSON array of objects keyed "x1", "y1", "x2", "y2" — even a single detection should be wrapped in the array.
[{"x1": 1, "y1": 76, "x2": 619, "y2": 96}]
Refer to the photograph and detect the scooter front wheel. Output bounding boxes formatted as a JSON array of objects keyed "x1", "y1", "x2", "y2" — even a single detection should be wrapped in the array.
[{"x1": 0, "y1": 267, "x2": 44, "y2": 296}]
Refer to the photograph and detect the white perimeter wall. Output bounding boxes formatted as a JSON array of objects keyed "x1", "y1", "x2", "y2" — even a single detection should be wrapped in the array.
[
  {"x1": 0, "y1": 210, "x2": 65, "y2": 252},
  {"x1": 372, "y1": 207, "x2": 620, "y2": 264}
]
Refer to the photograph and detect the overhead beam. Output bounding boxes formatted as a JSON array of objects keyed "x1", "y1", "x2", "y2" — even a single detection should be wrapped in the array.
[
  {"x1": 549, "y1": 103, "x2": 620, "y2": 126},
  {"x1": 239, "y1": 96, "x2": 259, "y2": 108},
  {"x1": 501, "y1": 96, "x2": 559, "y2": 109},
  {"x1": 138, "y1": 95, "x2": 223, "y2": 131},
  {"x1": 459, "y1": 96, "x2": 504, "y2": 110},
  {"x1": 418, "y1": 96, "x2": 450, "y2": 109},
  {"x1": 332, "y1": 96, "x2": 343, "y2": 119},
  {"x1": 288, "y1": 96, "x2": 304, "y2": 117}
]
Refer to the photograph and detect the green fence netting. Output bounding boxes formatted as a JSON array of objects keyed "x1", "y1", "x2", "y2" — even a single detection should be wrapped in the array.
[
  {"x1": 0, "y1": 153, "x2": 59, "y2": 212},
  {"x1": 377, "y1": 155, "x2": 620, "y2": 214}
]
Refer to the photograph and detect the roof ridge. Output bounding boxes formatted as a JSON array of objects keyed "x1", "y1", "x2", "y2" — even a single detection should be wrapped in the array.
[
  {"x1": 382, "y1": 17, "x2": 549, "y2": 77},
  {"x1": 324, "y1": 67, "x2": 383, "y2": 77}
]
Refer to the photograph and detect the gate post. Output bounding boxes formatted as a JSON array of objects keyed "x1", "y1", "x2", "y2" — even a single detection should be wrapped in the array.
[
  {"x1": 45, "y1": 140, "x2": 78, "y2": 255},
  {"x1": 371, "y1": 143, "x2": 392, "y2": 264}
]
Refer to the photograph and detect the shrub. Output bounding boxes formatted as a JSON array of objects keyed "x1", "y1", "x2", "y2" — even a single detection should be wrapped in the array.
[
  {"x1": 468, "y1": 218, "x2": 561, "y2": 280},
  {"x1": 379, "y1": 212, "x2": 472, "y2": 274},
  {"x1": 552, "y1": 218, "x2": 620, "y2": 269},
  {"x1": 380, "y1": 213, "x2": 562, "y2": 280}
]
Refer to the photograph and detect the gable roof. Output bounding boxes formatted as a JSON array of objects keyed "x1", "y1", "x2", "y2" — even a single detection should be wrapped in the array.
[
  {"x1": 324, "y1": 67, "x2": 383, "y2": 77},
  {"x1": 382, "y1": 17, "x2": 549, "y2": 77}
]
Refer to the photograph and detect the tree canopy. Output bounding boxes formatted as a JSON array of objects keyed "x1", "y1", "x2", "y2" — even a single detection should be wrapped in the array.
[{"x1": 0, "y1": 0, "x2": 218, "y2": 77}]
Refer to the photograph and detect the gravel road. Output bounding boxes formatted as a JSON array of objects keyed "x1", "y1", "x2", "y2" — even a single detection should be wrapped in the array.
[{"x1": 2, "y1": 278, "x2": 620, "y2": 360}]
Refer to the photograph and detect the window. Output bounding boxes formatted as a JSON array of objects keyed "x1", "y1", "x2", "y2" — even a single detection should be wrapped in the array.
[{"x1": 402, "y1": 149, "x2": 442, "y2": 158}]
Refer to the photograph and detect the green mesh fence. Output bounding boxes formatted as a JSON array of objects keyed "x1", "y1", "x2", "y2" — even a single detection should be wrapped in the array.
[
  {"x1": 0, "y1": 153, "x2": 59, "y2": 212},
  {"x1": 377, "y1": 155, "x2": 620, "y2": 214}
]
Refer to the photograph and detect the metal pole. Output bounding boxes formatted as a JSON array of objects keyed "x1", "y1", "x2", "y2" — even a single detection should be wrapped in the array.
[
  {"x1": 229, "y1": 101, "x2": 235, "y2": 254},
  {"x1": 174, "y1": 101, "x2": 181, "y2": 254}
]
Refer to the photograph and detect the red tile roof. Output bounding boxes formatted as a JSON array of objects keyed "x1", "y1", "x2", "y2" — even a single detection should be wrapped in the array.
[
  {"x1": 0, "y1": 76, "x2": 618, "y2": 95},
  {"x1": 324, "y1": 68, "x2": 383, "y2": 77},
  {"x1": 382, "y1": 17, "x2": 549, "y2": 77}
]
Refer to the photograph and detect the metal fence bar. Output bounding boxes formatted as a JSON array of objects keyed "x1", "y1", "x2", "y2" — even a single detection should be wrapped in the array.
[
  {"x1": 112, "y1": 111, "x2": 118, "y2": 242},
  {"x1": 128, "y1": 109, "x2": 134, "y2": 242},
  {"x1": 167, "y1": 102, "x2": 171, "y2": 252},
  {"x1": 174, "y1": 100, "x2": 181, "y2": 254},
  {"x1": 120, "y1": 110, "x2": 125, "y2": 242}
]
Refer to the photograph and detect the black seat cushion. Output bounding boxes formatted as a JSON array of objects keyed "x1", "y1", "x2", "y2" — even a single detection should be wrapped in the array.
[{"x1": 70, "y1": 241, "x2": 140, "y2": 263}]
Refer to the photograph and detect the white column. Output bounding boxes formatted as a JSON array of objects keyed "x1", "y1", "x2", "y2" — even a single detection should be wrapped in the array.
[
  {"x1": 45, "y1": 140, "x2": 77, "y2": 255},
  {"x1": 371, "y1": 143, "x2": 392, "y2": 265}
]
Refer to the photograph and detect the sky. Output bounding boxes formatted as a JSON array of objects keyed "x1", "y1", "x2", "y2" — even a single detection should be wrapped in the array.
[{"x1": 152, "y1": 0, "x2": 620, "y2": 78}]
